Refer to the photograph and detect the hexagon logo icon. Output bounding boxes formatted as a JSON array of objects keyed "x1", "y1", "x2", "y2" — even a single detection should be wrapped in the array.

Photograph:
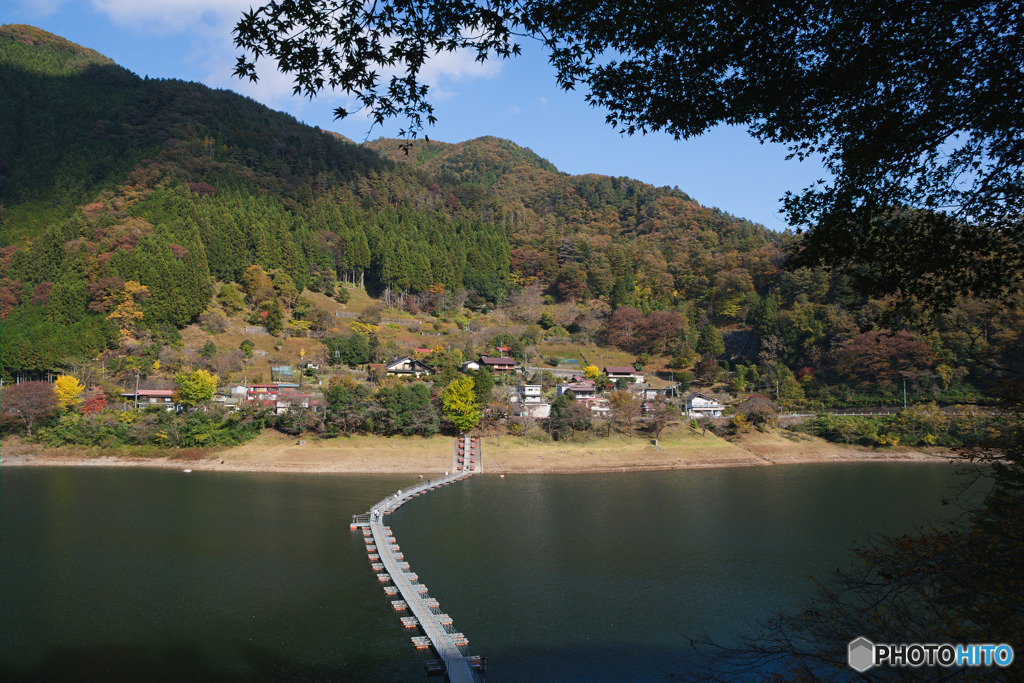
[{"x1": 848, "y1": 637, "x2": 875, "y2": 672}]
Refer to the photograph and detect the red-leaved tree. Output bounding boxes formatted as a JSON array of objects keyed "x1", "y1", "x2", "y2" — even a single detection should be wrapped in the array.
[
  {"x1": 833, "y1": 331, "x2": 935, "y2": 388},
  {"x1": 80, "y1": 389, "x2": 107, "y2": 415}
]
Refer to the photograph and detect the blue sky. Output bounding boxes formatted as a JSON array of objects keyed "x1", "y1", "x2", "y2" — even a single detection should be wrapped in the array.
[{"x1": 7, "y1": 0, "x2": 826, "y2": 229}]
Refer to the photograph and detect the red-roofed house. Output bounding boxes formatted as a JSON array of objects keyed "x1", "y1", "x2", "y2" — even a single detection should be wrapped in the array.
[{"x1": 245, "y1": 384, "x2": 280, "y2": 402}]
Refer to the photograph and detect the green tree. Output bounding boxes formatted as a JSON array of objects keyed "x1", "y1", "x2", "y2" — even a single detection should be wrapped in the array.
[
  {"x1": 440, "y1": 376, "x2": 480, "y2": 433},
  {"x1": 174, "y1": 369, "x2": 219, "y2": 408},
  {"x1": 547, "y1": 392, "x2": 591, "y2": 441},
  {"x1": 324, "y1": 332, "x2": 371, "y2": 367},
  {"x1": 695, "y1": 324, "x2": 725, "y2": 358},
  {"x1": 255, "y1": 299, "x2": 284, "y2": 334},
  {"x1": 471, "y1": 367, "x2": 494, "y2": 405},
  {"x1": 218, "y1": 282, "x2": 246, "y2": 313}
]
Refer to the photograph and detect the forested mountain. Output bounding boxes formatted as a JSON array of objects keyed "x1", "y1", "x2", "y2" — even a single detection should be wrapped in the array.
[
  {"x1": 367, "y1": 136, "x2": 775, "y2": 310},
  {"x1": 0, "y1": 25, "x2": 512, "y2": 372},
  {"x1": 1, "y1": 25, "x2": 1020, "y2": 410}
]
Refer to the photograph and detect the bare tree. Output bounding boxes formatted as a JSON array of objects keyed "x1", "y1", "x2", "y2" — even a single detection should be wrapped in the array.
[
  {"x1": 1, "y1": 381, "x2": 59, "y2": 437},
  {"x1": 609, "y1": 390, "x2": 642, "y2": 440},
  {"x1": 510, "y1": 411, "x2": 538, "y2": 439},
  {"x1": 645, "y1": 398, "x2": 677, "y2": 439}
]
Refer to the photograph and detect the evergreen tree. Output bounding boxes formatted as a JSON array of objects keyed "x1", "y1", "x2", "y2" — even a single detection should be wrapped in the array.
[
  {"x1": 472, "y1": 368, "x2": 494, "y2": 404},
  {"x1": 696, "y1": 324, "x2": 726, "y2": 358}
]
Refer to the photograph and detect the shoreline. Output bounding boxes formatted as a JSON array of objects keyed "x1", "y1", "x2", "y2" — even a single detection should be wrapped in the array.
[{"x1": 0, "y1": 429, "x2": 956, "y2": 475}]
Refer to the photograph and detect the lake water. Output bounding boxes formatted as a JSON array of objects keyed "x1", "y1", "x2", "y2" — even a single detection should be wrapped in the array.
[{"x1": 0, "y1": 462, "x2": 973, "y2": 681}]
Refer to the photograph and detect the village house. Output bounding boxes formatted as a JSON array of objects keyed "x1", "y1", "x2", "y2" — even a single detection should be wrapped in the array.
[
  {"x1": 629, "y1": 383, "x2": 669, "y2": 401},
  {"x1": 603, "y1": 366, "x2": 645, "y2": 384},
  {"x1": 275, "y1": 390, "x2": 312, "y2": 415},
  {"x1": 556, "y1": 378, "x2": 598, "y2": 399},
  {"x1": 246, "y1": 384, "x2": 280, "y2": 403},
  {"x1": 685, "y1": 392, "x2": 724, "y2": 418},
  {"x1": 212, "y1": 397, "x2": 241, "y2": 410},
  {"x1": 514, "y1": 383, "x2": 544, "y2": 403},
  {"x1": 384, "y1": 356, "x2": 436, "y2": 378},
  {"x1": 121, "y1": 389, "x2": 178, "y2": 411},
  {"x1": 577, "y1": 396, "x2": 612, "y2": 417},
  {"x1": 211, "y1": 391, "x2": 242, "y2": 411},
  {"x1": 511, "y1": 384, "x2": 551, "y2": 418},
  {"x1": 480, "y1": 356, "x2": 517, "y2": 374}
]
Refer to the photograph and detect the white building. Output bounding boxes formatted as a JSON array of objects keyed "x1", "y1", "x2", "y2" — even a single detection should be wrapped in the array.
[
  {"x1": 511, "y1": 384, "x2": 551, "y2": 418},
  {"x1": 684, "y1": 392, "x2": 723, "y2": 418},
  {"x1": 384, "y1": 356, "x2": 435, "y2": 378},
  {"x1": 603, "y1": 365, "x2": 645, "y2": 384},
  {"x1": 514, "y1": 384, "x2": 544, "y2": 403}
]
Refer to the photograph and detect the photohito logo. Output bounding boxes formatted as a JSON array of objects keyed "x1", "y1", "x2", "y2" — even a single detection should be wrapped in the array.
[{"x1": 848, "y1": 637, "x2": 1014, "y2": 671}]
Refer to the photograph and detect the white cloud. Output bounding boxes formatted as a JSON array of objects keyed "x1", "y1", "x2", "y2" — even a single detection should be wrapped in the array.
[
  {"x1": 419, "y1": 48, "x2": 502, "y2": 89},
  {"x1": 89, "y1": 0, "x2": 249, "y2": 33},
  {"x1": 14, "y1": 0, "x2": 68, "y2": 16}
]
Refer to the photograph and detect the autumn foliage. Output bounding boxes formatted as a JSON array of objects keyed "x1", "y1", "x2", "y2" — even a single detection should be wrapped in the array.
[{"x1": 53, "y1": 375, "x2": 85, "y2": 410}]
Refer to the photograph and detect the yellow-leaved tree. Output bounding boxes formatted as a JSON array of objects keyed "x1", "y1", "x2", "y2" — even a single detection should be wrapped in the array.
[
  {"x1": 583, "y1": 364, "x2": 601, "y2": 381},
  {"x1": 105, "y1": 280, "x2": 150, "y2": 343},
  {"x1": 174, "y1": 369, "x2": 219, "y2": 408},
  {"x1": 53, "y1": 375, "x2": 85, "y2": 410}
]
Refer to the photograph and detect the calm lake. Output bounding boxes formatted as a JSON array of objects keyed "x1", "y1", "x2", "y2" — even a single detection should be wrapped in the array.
[{"x1": 0, "y1": 462, "x2": 975, "y2": 681}]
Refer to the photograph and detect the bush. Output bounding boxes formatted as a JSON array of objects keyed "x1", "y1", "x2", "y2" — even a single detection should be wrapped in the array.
[
  {"x1": 731, "y1": 413, "x2": 751, "y2": 433},
  {"x1": 199, "y1": 310, "x2": 230, "y2": 333},
  {"x1": 35, "y1": 407, "x2": 268, "y2": 449}
]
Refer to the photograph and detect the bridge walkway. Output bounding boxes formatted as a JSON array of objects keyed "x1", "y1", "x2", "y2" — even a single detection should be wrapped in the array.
[{"x1": 353, "y1": 436, "x2": 481, "y2": 681}]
